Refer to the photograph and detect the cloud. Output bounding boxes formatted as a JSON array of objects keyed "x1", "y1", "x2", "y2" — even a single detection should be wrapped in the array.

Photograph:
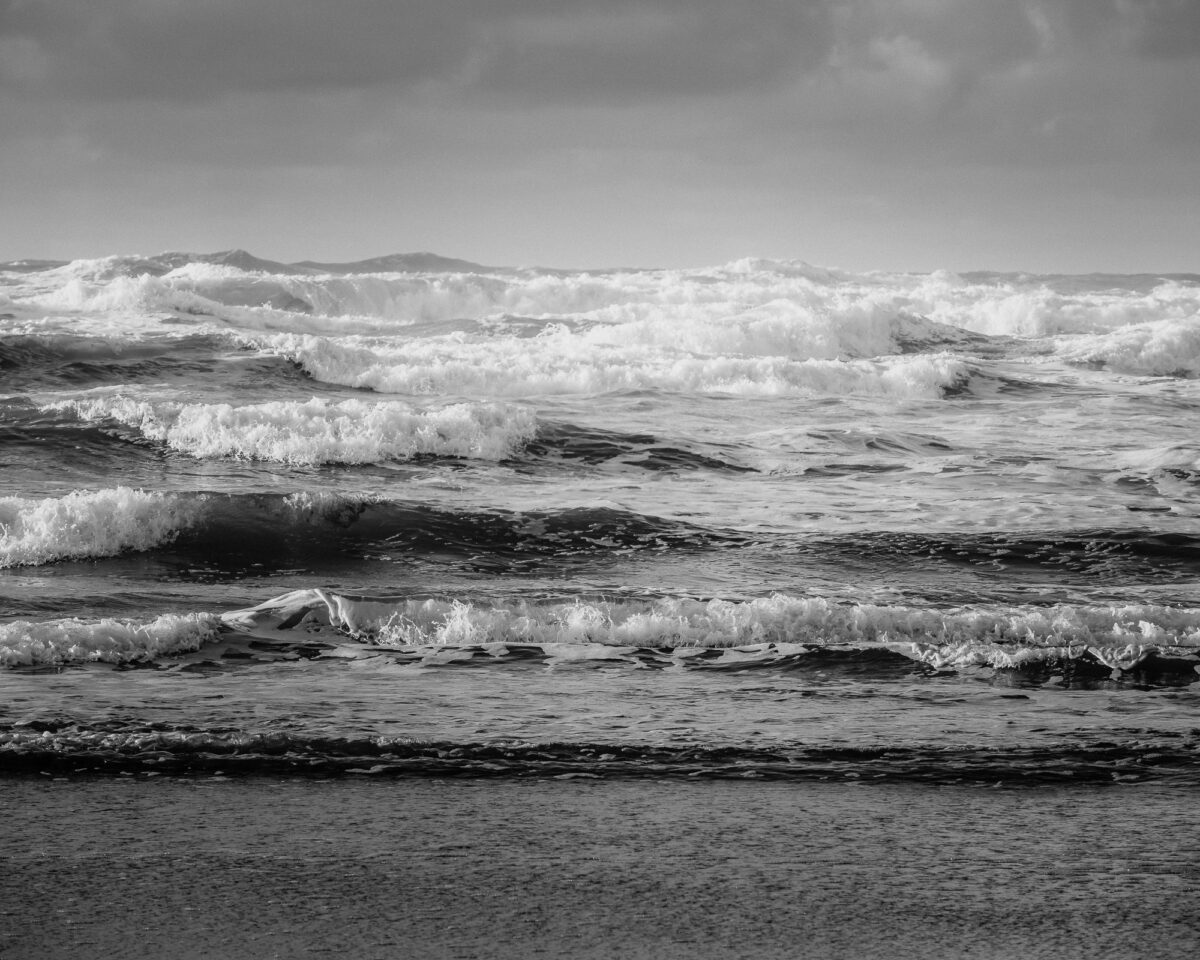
[
  {"x1": 473, "y1": 1, "x2": 835, "y2": 101},
  {"x1": 0, "y1": 0, "x2": 838, "y2": 104},
  {"x1": 2, "y1": 0, "x2": 1198, "y2": 272},
  {"x1": 2, "y1": 0, "x2": 1196, "y2": 111},
  {"x1": 1059, "y1": 0, "x2": 1200, "y2": 58},
  {"x1": 0, "y1": 0, "x2": 476, "y2": 100}
]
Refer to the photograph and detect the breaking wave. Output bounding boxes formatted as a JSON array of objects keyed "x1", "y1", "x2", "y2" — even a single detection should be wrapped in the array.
[
  {"x1": 224, "y1": 588, "x2": 1200, "y2": 678},
  {"x1": 0, "y1": 487, "x2": 199, "y2": 568},
  {"x1": 43, "y1": 395, "x2": 537, "y2": 465},
  {"x1": 5, "y1": 252, "x2": 1197, "y2": 344},
  {"x1": 255, "y1": 333, "x2": 976, "y2": 398},
  {"x1": 5, "y1": 586, "x2": 1198, "y2": 682},
  {"x1": 0, "y1": 613, "x2": 221, "y2": 667},
  {"x1": 0, "y1": 489, "x2": 733, "y2": 571},
  {"x1": 1053, "y1": 317, "x2": 1200, "y2": 377}
]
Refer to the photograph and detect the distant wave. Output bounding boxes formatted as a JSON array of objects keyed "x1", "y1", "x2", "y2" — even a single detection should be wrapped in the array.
[
  {"x1": 256, "y1": 333, "x2": 976, "y2": 398},
  {"x1": 5, "y1": 251, "x2": 1197, "y2": 344}
]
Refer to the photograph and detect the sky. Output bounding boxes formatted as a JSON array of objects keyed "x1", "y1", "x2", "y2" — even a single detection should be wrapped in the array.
[{"x1": 1, "y1": 0, "x2": 1198, "y2": 272}]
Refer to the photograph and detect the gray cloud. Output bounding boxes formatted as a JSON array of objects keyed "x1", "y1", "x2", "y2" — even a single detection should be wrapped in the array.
[
  {"x1": 2, "y1": 0, "x2": 1197, "y2": 271},
  {"x1": 3, "y1": 0, "x2": 1196, "y2": 109},
  {"x1": 0, "y1": 1, "x2": 851, "y2": 106},
  {"x1": 474, "y1": 1, "x2": 834, "y2": 101},
  {"x1": 1060, "y1": 0, "x2": 1200, "y2": 58},
  {"x1": 0, "y1": 0, "x2": 476, "y2": 99}
]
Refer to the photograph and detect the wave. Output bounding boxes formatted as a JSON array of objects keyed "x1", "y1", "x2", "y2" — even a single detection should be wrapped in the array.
[
  {"x1": 7, "y1": 398, "x2": 752, "y2": 475},
  {"x1": 2, "y1": 722, "x2": 1195, "y2": 783},
  {"x1": 0, "y1": 489, "x2": 732, "y2": 571},
  {"x1": 6, "y1": 488, "x2": 1197, "y2": 587},
  {"x1": 1116, "y1": 446, "x2": 1200, "y2": 479},
  {"x1": 223, "y1": 589, "x2": 1200, "y2": 677},
  {"x1": 5, "y1": 586, "x2": 1198, "y2": 683},
  {"x1": 255, "y1": 333, "x2": 976, "y2": 398},
  {"x1": 42, "y1": 395, "x2": 537, "y2": 465},
  {"x1": 0, "y1": 488, "x2": 200, "y2": 568},
  {"x1": 0, "y1": 333, "x2": 229, "y2": 389},
  {"x1": 0, "y1": 613, "x2": 221, "y2": 667},
  {"x1": 1053, "y1": 317, "x2": 1200, "y2": 378},
  {"x1": 525, "y1": 422, "x2": 756, "y2": 474},
  {"x1": 6, "y1": 252, "x2": 1198, "y2": 345}
]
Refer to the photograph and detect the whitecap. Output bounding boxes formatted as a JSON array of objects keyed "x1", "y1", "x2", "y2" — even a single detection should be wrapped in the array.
[
  {"x1": 45, "y1": 395, "x2": 537, "y2": 465},
  {"x1": 0, "y1": 487, "x2": 199, "y2": 568}
]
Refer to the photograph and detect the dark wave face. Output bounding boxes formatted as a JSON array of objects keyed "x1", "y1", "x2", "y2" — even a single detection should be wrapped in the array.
[
  {"x1": 0, "y1": 334, "x2": 236, "y2": 390},
  {"x1": 0, "y1": 331, "x2": 321, "y2": 393},
  {"x1": 3, "y1": 483, "x2": 1197, "y2": 604},
  {"x1": 2, "y1": 402, "x2": 757, "y2": 478},
  {"x1": 791, "y1": 530, "x2": 1200, "y2": 584},
  {"x1": 0, "y1": 493, "x2": 741, "y2": 584},
  {"x1": 171, "y1": 499, "x2": 735, "y2": 576},
  {"x1": 520, "y1": 422, "x2": 757, "y2": 474}
]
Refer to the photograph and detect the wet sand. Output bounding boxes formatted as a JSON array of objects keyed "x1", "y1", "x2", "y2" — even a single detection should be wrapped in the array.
[{"x1": 3, "y1": 777, "x2": 1199, "y2": 959}]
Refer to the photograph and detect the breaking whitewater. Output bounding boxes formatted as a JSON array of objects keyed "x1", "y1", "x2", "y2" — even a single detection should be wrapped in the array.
[{"x1": 2, "y1": 250, "x2": 1199, "y2": 783}]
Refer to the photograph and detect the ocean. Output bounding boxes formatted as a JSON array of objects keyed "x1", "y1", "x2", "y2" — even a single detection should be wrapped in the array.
[
  {"x1": 2, "y1": 250, "x2": 1199, "y2": 783},
  {"x1": 3, "y1": 252, "x2": 1200, "y2": 956}
]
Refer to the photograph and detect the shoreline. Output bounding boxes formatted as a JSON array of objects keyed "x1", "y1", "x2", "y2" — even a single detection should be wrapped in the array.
[{"x1": 5, "y1": 777, "x2": 1199, "y2": 959}]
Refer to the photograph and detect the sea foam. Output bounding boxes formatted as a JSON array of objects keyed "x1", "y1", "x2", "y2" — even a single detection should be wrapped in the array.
[
  {"x1": 0, "y1": 613, "x2": 222, "y2": 666},
  {"x1": 256, "y1": 333, "x2": 973, "y2": 398},
  {"x1": 223, "y1": 589, "x2": 1200, "y2": 672},
  {"x1": 0, "y1": 488, "x2": 198, "y2": 568},
  {"x1": 46, "y1": 396, "x2": 537, "y2": 464},
  {"x1": 1053, "y1": 318, "x2": 1200, "y2": 377},
  {"x1": 9, "y1": 255, "x2": 1198, "y2": 350}
]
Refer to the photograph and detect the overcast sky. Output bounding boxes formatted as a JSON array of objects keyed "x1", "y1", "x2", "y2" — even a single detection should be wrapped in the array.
[{"x1": 2, "y1": 0, "x2": 1197, "y2": 271}]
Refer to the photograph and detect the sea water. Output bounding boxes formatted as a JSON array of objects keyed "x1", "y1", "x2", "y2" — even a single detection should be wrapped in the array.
[{"x1": 1, "y1": 251, "x2": 1199, "y2": 783}]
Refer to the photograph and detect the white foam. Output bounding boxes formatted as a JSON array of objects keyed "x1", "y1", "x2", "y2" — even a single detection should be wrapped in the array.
[
  {"x1": 0, "y1": 487, "x2": 198, "y2": 568},
  {"x1": 222, "y1": 590, "x2": 1200, "y2": 671},
  {"x1": 1053, "y1": 318, "x2": 1200, "y2": 377},
  {"x1": 0, "y1": 613, "x2": 222, "y2": 666},
  {"x1": 27, "y1": 270, "x2": 221, "y2": 317},
  {"x1": 7, "y1": 255, "x2": 1198, "y2": 349},
  {"x1": 46, "y1": 395, "x2": 537, "y2": 464},
  {"x1": 1115, "y1": 445, "x2": 1200, "y2": 475},
  {"x1": 888, "y1": 276, "x2": 1200, "y2": 338},
  {"x1": 255, "y1": 333, "x2": 972, "y2": 398}
]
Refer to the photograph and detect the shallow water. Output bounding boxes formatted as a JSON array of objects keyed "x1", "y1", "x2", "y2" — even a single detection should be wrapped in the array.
[{"x1": 4, "y1": 778, "x2": 1199, "y2": 959}]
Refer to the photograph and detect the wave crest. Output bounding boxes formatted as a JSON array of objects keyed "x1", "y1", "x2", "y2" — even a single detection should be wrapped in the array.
[
  {"x1": 1054, "y1": 318, "x2": 1200, "y2": 377},
  {"x1": 45, "y1": 396, "x2": 537, "y2": 464},
  {"x1": 0, "y1": 487, "x2": 199, "y2": 568},
  {"x1": 223, "y1": 589, "x2": 1200, "y2": 676},
  {"x1": 257, "y1": 333, "x2": 974, "y2": 398},
  {"x1": 0, "y1": 613, "x2": 221, "y2": 667}
]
